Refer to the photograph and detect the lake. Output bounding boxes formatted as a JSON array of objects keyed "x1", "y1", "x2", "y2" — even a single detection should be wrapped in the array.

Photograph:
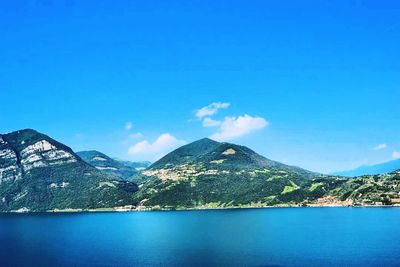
[{"x1": 1, "y1": 207, "x2": 399, "y2": 266}]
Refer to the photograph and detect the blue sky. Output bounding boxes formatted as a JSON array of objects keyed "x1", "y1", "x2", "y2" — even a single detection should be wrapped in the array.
[{"x1": 1, "y1": 0, "x2": 400, "y2": 173}]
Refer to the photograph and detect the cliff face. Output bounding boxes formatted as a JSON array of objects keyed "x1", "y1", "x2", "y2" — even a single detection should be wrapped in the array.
[
  {"x1": 0, "y1": 129, "x2": 138, "y2": 212},
  {"x1": 0, "y1": 129, "x2": 82, "y2": 185},
  {"x1": 0, "y1": 134, "x2": 78, "y2": 184},
  {"x1": 0, "y1": 135, "x2": 22, "y2": 184}
]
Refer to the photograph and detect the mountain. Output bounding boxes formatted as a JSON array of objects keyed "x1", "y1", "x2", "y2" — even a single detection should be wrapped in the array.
[
  {"x1": 135, "y1": 138, "x2": 324, "y2": 209},
  {"x1": 149, "y1": 138, "x2": 315, "y2": 175},
  {"x1": 148, "y1": 138, "x2": 221, "y2": 170},
  {"x1": 114, "y1": 160, "x2": 151, "y2": 170},
  {"x1": 311, "y1": 169, "x2": 400, "y2": 206},
  {"x1": 332, "y1": 160, "x2": 400, "y2": 177},
  {"x1": 0, "y1": 129, "x2": 138, "y2": 212},
  {"x1": 135, "y1": 138, "x2": 400, "y2": 208},
  {"x1": 77, "y1": 150, "x2": 150, "y2": 180}
]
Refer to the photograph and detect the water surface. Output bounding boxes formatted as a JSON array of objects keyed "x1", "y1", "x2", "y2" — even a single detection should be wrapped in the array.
[{"x1": 1, "y1": 207, "x2": 399, "y2": 266}]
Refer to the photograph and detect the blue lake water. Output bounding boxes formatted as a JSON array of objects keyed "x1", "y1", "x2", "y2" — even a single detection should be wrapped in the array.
[{"x1": 1, "y1": 207, "x2": 400, "y2": 266}]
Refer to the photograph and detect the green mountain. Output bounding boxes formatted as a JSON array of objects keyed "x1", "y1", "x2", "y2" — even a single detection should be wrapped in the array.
[
  {"x1": 135, "y1": 138, "x2": 325, "y2": 209},
  {"x1": 77, "y1": 150, "x2": 150, "y2": 180},
  {"x1": 135, "y1": 138, "x2": 400, "y2": 209},
  {"x1": 301, "y1": 170, "x2": 400, "y2": 206},
  {"x1": 0, "y1": 129, "x2": 138, "y2": 212},
  {"x1": 149, "y1": 138, "x2": 315, "y2": 175},
  {"x1": 148, "y1": 138, "x2": 221, "y2": 169}
]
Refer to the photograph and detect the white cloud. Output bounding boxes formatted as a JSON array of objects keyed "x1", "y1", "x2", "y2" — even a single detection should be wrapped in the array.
[
  {"x1": 373, "y1": 144, "x2": 387, "y2": 150},
  {"x1": 393, "y1": 151, "x2": 400, "y2": 160},
  {"x1": 129, "y1": 132, "x2": 143, "y2": 139},
  {"x1": 210, "y1": 114, "x2": 268, "y2": 141},
  {"x1": 202, "y1": 117, "x2": 221, "y2": 127},
  {"x1": 128, "y1": 133, "x2": 186, "y2": 156},
  {"x1": 125, "y1": 122, "x2": 133, "y2": 131},
  {"x1": 196, "y1": 102, "x2": 230, "y2": 118}
]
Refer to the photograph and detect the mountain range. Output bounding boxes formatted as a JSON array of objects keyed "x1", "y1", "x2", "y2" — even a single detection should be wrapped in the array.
[
  {"x1": 77, "y1": 150, "x2": 150, "y2": 180},
  {"x1": 134, "y1": 138, "x2": 400, "y2": 209},
  {"x1": 1, "y1": 129, "x2": 399, "y2": 212},
  {"x1": 332, "y1": 159, "x2": 400, "y2": 177}
]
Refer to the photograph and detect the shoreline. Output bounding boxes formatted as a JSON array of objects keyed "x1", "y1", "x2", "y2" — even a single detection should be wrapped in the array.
[{"x1": 3, "y1": 204, "x2": 400, "y2": 214}]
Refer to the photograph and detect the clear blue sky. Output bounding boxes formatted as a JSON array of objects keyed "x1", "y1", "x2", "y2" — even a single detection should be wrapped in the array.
[{"x1": 1, "y1": 0, "x2": 400, "y2": 173}]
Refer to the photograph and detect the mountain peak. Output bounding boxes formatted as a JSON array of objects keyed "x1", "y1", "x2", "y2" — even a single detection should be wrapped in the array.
[
  {"x1": 2, "y1": 129, "x2": 40, "y2": 140},
  {"x1": 191, "y1": 137, "x2": 220, "y2": 146},
  {"x1": 148, "y1": 138, "x2": 314, "y2": 177},
  {"x1": 149, "y1": 138, "x2": 220, "y2": 169},
  {"x1": 199, "y1": 137, "x2": 216, "y2": 142},
  {"x1": 1, "y1": 128, "x2": 74, "y2": 156},
  {"x1": 2, "y1": 128, "x2": 34, "y2": 134}
]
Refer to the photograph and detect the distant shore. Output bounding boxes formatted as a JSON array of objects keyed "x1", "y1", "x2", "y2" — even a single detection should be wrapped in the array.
[{"x1": 3, "y1": 204, "x2": 400, "y2": 214}]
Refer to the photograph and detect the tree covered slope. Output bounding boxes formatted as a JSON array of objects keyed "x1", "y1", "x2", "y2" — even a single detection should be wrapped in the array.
[
  {"x1": 135, "y1": 138, "x2": 400, "y2": 209},
  {"x1": 135, "y1": 138, "x2": 325, "y2": 209},
  {"x1": 0, "y1": 129, "x2": 138, "y2": 212}
]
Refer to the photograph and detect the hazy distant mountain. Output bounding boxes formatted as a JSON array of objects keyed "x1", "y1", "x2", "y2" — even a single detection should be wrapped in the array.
[
  {"x1": 113, "y1": 159, "x2": 151, "y2": 171},
  {"x1": 0, "y1": 129, "x2": 138, "y2": 212},
  {"x1": 77, "y1": 150, "x2": 150, "y2": 180},
  {"x1": 332, "y1": 159, "x2": 400, "y2": 177}
]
